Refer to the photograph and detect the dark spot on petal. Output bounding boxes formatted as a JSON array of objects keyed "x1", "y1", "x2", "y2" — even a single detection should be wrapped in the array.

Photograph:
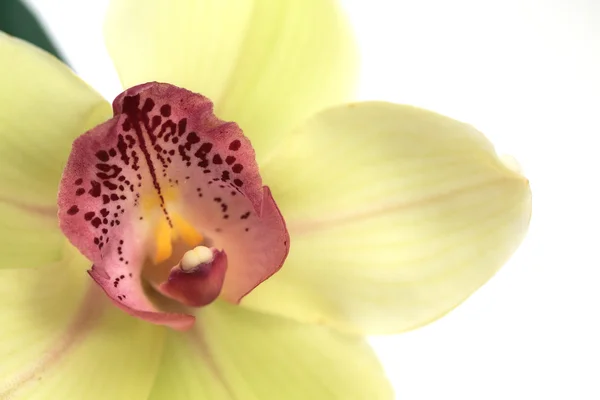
[
  {"x1": 152, "y1": 115, "x2": 162, "y2": 129},
  {"x1": 95, "y1": 150, "x2": 109, "y2": 162},
  {"x1": 198, "y1": 142, "x2": 213, "y2": 154},
  {"x1": 143, "y1": 98, "x2": 155, "y2": 112},
  {"x1": 160, "y1": 104, "x2": 171, "y2": 117},
  {"x1": 232, "y1": 164, "x2": 243, "y2": 173},
  {"x1": 103, "y1": 180, "x2": 118, "y2": 190},
  {"x1": 178, "y1": 118, "x2": 187, "y2": 134},
  {"x1": 187, "y1": 131, "x2": 200, "y2": 144},
  {"x1": 229, "y1": 140, "x2": 241, "y2": 151},
  {"x1": 67, "y1": 205, "x2": 79, "y2": 215},
  {"x1": 89, "y1": 181, "x2": 101, "y2": 197}
]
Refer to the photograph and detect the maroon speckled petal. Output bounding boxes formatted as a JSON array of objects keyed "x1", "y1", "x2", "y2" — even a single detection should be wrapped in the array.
[
  {"x1": 157, "y1": 248, "x2": 227, "y2": 307},
  {"x1": 58, "y1": 82, "x2": 289, "y2": 326},
  {"x1": 211, "y1": 186, "x2": 290, "y2": 302}
]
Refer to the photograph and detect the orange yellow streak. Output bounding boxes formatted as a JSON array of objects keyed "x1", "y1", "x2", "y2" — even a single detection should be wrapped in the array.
[
  {"x1": 172, "y1": 213, "x2": 204, "y2": 247},
  {"x1": 153, "y1": 217, "x2": 173, "y2": 264}
]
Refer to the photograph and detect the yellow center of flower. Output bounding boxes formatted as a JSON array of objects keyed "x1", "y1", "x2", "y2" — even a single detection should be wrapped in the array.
[{"x1": 140, "y1": 186, "x2": 203, "y2": 264}]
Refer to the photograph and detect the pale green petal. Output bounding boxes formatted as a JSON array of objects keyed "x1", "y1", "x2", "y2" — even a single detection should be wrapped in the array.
[
  {"x1": 0, "y1": 32, "x2": 110, "y2": 269},
  {"x1": 105, "y1": 0, "x2": 358, "y2": 160},
  {"x1": 0, "y1": 202, "x2": 64, "y2": 269},
  {"x1": 0, "y1": 32, "x2": 111, "y2": 207},
  {"x1": 242, "y1": 102, "x2": 532, "y2": 335},
  {"x1": 0, "y1": 245, "x2": 165, "y2": 399},
  {"x1": 147, "y1": 301, "x2": 393, "y2": 400}
]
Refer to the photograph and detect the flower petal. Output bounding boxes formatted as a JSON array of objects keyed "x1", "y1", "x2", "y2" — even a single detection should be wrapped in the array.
[
  {"x1": 0, "y1": 201, "x2": 64, "y2": 269},
  {"x1": 0, "y1": 31, "x2": 110, "y2": 209},
  {"x1": 146, "y1": 301, "x2": 393, "y2": 400},
  {"x1": 0, "y1": 32, "x2": 109, "y2": 270},
  {"x1": 242, "y1": 102, "x2": 532, "y2": 335},
  {"x1": 104, "y1": 0, "x2": 358, "y2": 160},
  {"x1": 0, "y1": 245, "x2": 165, "y2": 399},
  {"x1": 58, "y1": 83, "x2": 288, "y2": 327}
]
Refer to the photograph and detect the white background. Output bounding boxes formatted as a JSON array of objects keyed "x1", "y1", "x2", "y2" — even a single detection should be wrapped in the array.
[{"x1": 25, "y1": 0, "x2": 600, "y2": 398}]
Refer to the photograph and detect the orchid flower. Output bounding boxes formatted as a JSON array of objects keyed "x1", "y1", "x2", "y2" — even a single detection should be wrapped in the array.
[{"x1": 0, "y1": 0, "x2": 532, "y2": 398}]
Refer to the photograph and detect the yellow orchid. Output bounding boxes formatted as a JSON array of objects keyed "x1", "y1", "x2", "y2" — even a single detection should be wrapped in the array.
[{"x1": 0, "y1": 0, "x2": 531, "y2": 398}]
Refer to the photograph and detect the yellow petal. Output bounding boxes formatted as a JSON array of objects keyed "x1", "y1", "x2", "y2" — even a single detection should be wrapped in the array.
[
  {"x1": 147, "y1": 301, "x2": 392, "y2": 400},
  {"x1": 242, "y1": 102, "x2": 532, "y2": 335},
  {"x1": 0, "y1": 32, "x2": 111, "y2": 208},
  {"x1": 0, "y1": 202, "x2": 64, "y2": 269},
  {"x1": 0, "y1": 32, "x2": 110, "y2": 269},
  {"x1": 0, "y1": 244, "x2": 165, "y2": 399},
  {"x1": 104, "y1": 0, "x2": 358, "y2": 161}
]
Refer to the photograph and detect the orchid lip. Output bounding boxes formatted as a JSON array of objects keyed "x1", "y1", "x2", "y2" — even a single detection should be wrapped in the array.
[{"x1": 58, "y1": 82, "x2": 290, "y2": 329}]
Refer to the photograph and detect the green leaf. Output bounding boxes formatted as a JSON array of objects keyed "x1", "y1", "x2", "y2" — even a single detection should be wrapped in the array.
[{"x1": 0, "y1": 0, "x2": 64, "y2": 62}]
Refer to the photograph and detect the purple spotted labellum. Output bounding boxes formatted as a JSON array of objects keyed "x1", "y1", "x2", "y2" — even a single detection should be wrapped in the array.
[{"x1": 58, "y1": 82, "x2": 290, "y2": 330}]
